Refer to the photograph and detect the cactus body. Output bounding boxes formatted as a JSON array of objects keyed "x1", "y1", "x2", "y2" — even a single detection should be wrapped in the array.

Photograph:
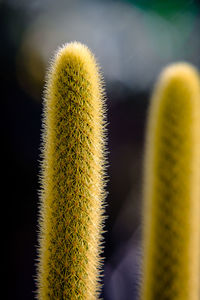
[
  {"x1": 141, "y1": 63, "x2": 200, "y2": 300},
  {"x1": 37, "y1": 42, "x2": 106, "y2": 299}
]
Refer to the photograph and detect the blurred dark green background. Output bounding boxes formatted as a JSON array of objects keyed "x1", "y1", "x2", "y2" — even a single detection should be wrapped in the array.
[{"x1": 2, "y1": 0, "x2": 200, "y2": 299}]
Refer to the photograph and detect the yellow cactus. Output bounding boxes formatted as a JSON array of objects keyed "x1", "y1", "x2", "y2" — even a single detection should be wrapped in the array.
[
  {"x1": 141, "y1": 63, "x2": 200, "y2": 300},
  {"x1": 37, "y1": 42, "x2": 107, "y2": 299}
]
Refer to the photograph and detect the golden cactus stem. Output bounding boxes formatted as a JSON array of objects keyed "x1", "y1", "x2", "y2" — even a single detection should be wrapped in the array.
[
  {"x1": 141, "y1": 63, "x2": 200, "y2": 300},
  {"x1": 36, "y1": 42, "x2": 107, "y2": 299}
]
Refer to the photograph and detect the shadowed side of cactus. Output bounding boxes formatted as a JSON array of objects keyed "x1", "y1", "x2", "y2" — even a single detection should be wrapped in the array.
[
  {"x1": 141, "y1": 63, "x2": 200, "y2": 300},
  {"x1": 36, "y1": 42, "x2": 107, "y2": 299}
]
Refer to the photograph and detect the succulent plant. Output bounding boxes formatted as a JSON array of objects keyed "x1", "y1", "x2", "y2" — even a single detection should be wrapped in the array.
[
  {"x1": 141, "y1": 63, "x2": 200, "y2": 300},
  {"x1": 37, "y1": 42, "x2": 107, "y2": 299}
]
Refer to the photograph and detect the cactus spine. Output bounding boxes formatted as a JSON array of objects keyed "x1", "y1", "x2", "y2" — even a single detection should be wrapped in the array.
[
  {"x1": 141, "y1": 63, "x2": 200, "y2": 300},
  {"x1": 37, "y1": 42, "x2": 106, "y2": 299}
]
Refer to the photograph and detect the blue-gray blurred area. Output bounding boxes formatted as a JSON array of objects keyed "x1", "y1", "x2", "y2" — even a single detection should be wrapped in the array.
[{"x1": 1, "y1": 0, "x2": 200, "y2": 299}]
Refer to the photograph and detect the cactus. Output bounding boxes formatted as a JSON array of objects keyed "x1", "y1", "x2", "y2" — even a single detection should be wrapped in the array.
[
  {"x1": 141, "y1": 63, "x2": 200, "y2": 300},
  {"x1": 37, "y1": 42, "x2": 107, "y2": 299}
]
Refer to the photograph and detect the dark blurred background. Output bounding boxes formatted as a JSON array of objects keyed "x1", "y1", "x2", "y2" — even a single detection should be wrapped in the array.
[{"x1": 2, "y1": 0, "x2": 200, "y2": 299}]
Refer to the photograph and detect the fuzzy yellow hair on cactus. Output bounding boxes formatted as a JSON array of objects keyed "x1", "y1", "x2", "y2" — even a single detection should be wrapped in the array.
[
  {"x1": 141, "y1": 63, "x2": 200, "y2": 300},
  {"x1": 36, "y1": 42, "x2": 107, "y2": 299}
]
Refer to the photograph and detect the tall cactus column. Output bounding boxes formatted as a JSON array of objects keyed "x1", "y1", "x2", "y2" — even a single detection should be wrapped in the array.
[
  {"x1": 37, "y1": 42, "x2": 107, "y2": 299},
  {"x1": 141, "y1": 63, "x2": 200, "y2": 300}
]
